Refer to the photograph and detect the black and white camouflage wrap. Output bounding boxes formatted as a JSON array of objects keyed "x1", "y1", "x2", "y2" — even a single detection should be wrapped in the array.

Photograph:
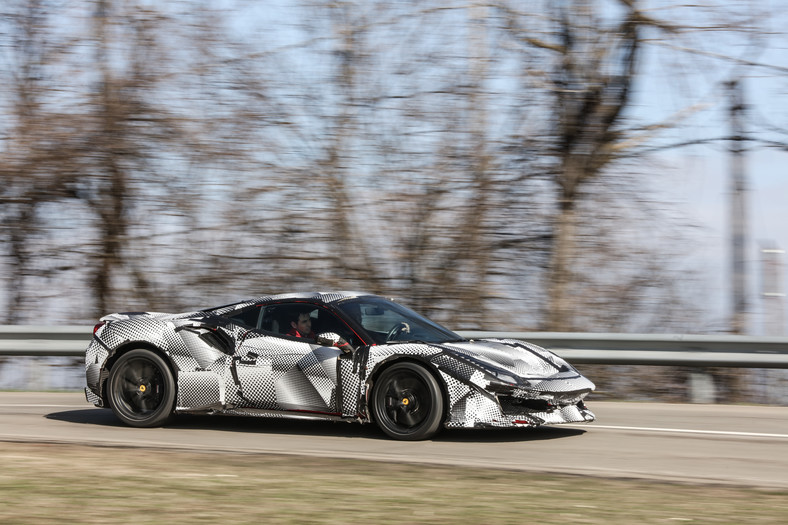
[{"x1": 85, "y1": 292, "x2": 595, "y2": 430}]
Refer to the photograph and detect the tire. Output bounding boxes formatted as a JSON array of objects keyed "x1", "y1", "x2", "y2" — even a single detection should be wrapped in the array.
[
  {"x1": 107, "y1": 349, "x2": 176, "y2": 428},
  {"x1": 371, "y1": 362, "x2": 444, "y2": 441}
]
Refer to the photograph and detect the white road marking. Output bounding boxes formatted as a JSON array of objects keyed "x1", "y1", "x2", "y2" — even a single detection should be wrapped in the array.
[
  {"x1": 0, "y1": 404, "x2": 88, "y2": 408},
  {"x1": 571, "y1": 424, "x2": 788, "y2": 439},
  {"x1": 4, "y1": 404, "x2": 787, "y2": 440}
]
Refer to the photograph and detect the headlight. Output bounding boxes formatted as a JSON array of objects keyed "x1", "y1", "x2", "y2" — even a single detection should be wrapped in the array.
[
  {"x1": 492, "y1": 371, "x2": 519, "y2": 385},
  {"x1": 483, "y1": 370, "x2": 525, "y2": 392}
]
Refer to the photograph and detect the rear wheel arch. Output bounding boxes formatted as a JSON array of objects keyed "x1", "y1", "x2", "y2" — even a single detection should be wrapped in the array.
[
  {"x1": 106, "y1": 347, "x2": 177, "y2": 427},
  {"x1": 101, "y1": 342, "x2": 177, "y2": 396}
]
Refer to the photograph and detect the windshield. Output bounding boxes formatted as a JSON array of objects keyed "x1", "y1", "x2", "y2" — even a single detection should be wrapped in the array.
[{"x1": 337, "y1": 297, "x2": 463, "y2": 345}]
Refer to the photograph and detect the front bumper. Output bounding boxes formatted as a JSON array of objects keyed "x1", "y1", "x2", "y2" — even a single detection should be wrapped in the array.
[
  {"x1": 445, "y1": 394, "x2": 595, "y2": 429},
  {"x1": 85, "y1": 387, "x2": 104, "y2": 407},
  {"x1": 494, "y1": 401, "x2": 595, "y2": 427},
  {"x1": 439, "y1": 367, "x2": 595, "y2": 428}
]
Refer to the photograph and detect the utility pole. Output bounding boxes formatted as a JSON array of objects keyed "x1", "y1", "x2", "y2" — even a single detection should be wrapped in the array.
[{"x1": 728, "y1": 79, "x2": 748, "y2": 334}]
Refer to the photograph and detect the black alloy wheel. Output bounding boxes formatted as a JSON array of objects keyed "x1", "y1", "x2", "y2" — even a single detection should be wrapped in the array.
[
  {"x1": 107, "y1": 349, "x2": 176, "y2": 427},
  {"x1": 372, "y1": 361, "x2": 444, "y2": 440}
]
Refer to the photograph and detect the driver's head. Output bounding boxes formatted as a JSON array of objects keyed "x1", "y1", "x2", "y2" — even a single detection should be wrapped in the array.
[{"x1": 290, "y1": 311, "x2": 312, "y2": 335}]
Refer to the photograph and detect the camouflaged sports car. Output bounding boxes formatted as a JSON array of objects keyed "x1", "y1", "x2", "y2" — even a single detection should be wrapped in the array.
[{"x1": 85, "y1": 292, "x2": 595, "y2": 440}]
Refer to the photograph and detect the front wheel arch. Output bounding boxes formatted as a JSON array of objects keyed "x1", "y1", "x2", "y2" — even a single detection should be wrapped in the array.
[
  {"x1": 369, "y1": 359, "x2": 447, "y2": 440},
  {"x1": 369, "y1": 357, "x2": 449, "y2": 410}
]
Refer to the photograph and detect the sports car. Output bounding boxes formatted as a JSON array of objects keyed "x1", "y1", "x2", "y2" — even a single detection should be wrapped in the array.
[{"x1": 85, "y1": 291, "x2": 595, "y2": 440}]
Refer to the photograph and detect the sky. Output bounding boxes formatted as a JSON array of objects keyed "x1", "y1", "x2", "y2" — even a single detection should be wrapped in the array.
[
  {"x1": 625, "y1": 0, "x2": 788, "y2": 334},
  {"x1": 1, "y1": 0, "x2": 785, "y2": 333},
  {"x1": 654, "y1": 103, "x2": 787, "y2": 334}
]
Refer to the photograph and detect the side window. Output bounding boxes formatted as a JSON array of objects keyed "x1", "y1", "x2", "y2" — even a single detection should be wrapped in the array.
[
  {"x1": 260, "y1": 305, "x2": 289, "y2": 334},
  {"x1": 227, "y1": 305, "x2": 264, "y2": 329},
  {"x1": 314, "y1": 307, "x2": 361, "y2": 347},
  {"x1": 260, "y1": 304, "x2": 315, "y2": 335},
  {"x1": 313, "y1": 308, "x2": 346, "y2": 337},
  {"x1": 260, "y1": 303, "x2": 358, "y2": 345}
]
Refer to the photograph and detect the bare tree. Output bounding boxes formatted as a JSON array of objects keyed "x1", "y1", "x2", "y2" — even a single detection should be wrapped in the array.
[
  {"x1": 497, "y1": 1, "x2": 650, "y2": 330},
  {"x1": 0, "y1": 0, "x2": 781, "y2": 344},
  {"x1": 0, "y1": 1, "x2": 85, "y2": 321}
]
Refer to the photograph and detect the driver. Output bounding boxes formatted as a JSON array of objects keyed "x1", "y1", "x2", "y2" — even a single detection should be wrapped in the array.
[
  {"x1": 287, "y1": 310, "x2": 316, "y2": 339},
  {"x1": 286, "y1": 307, "x2": 354, "y2": 354}
]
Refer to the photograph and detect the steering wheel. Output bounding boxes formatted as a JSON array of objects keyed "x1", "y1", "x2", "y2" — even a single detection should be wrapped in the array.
[{"x1": 385, "y1": 322, "x2": 410, "y2": 342}]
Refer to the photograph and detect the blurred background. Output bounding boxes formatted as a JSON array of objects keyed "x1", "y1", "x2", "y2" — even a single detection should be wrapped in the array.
[{"x1": 1, "y1": 1, "x2": 786, "y2": 402}]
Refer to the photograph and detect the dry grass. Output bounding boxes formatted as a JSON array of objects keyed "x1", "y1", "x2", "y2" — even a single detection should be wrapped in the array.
[{"x1": 0, "y1": 442, "x2": 786, "y2": 524}]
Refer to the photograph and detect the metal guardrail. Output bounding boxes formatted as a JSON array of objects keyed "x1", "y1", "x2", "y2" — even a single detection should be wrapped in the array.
[
  {"x1": 458, "y1": 332, "x2": 788, "y2": 368},
  {"x1": 1, "y1": 326, "x2": 788, "y2": 368},
  {"x1": 0, "y1": 326, "x2": 89, "y2": 357}
]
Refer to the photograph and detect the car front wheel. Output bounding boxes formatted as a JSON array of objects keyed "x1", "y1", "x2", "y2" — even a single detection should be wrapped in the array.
[
  {"x1": 107, "y1": 349, "x2": 176, "y2": 427},
  {"x1": 371, "y1": 362, "x2": 444, "y2": 440}
]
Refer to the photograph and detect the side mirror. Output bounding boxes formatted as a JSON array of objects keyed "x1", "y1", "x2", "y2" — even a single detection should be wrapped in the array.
[{"x1": 316, "y1": 332, "x2": 355, "y2": 354}]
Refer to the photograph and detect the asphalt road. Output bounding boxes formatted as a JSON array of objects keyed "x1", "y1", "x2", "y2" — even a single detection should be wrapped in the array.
[{"x1": 1, "y1": 392, "x2": 787, "y2": 488}]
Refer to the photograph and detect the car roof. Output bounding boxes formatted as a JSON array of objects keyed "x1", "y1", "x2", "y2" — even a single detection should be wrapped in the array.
[
  {"x1": 209, "y1": 291, "x2": 376, "y2": 315},
  {"x1": 259, "y1": 291, "x2": 374, "y2": 304}
]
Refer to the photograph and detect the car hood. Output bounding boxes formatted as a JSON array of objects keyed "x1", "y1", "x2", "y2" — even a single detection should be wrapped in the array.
[
  {"x1": 419, "y1": 338, "x2": 595, "y2": 397},
  {"x1": 436, "y1": 339, "x2": 574, "y2": 378}
]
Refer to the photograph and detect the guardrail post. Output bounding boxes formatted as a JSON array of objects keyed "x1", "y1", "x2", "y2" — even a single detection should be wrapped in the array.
[{"x1": 689, "y1": 371, "x2": 716, "y2": 403}]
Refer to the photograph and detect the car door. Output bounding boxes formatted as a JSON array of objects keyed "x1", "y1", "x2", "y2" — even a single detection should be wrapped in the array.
[{"x1": 231, "y1": 306, "x2": 342, "y2": 414}]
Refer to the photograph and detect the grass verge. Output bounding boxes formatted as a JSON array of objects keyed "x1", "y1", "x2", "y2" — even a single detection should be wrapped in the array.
[{"x1": 1, "y1": 442, "x2": 786, "y2": 524}]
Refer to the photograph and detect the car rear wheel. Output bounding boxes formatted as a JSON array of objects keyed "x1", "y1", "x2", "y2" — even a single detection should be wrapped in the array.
[
  {"x1": 371, "y1": 362, "x2": 444, "y2": 440},
  {"x1": 107, "y1": 349, "x2": 175, "y2": 427}
]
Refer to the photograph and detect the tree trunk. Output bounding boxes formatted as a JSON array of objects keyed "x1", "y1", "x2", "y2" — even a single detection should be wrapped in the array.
[{"x1": 545, "y1": 192, "x2": 577, "y2": 332}]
